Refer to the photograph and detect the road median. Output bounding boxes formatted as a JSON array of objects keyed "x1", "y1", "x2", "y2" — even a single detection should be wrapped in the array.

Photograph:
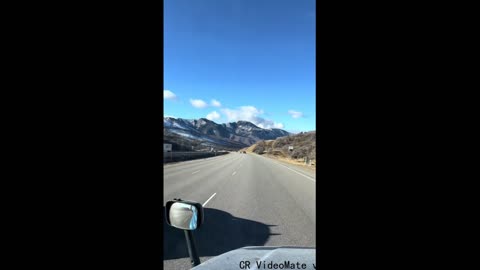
[{"x1": 163, "y1": 151, "x2": 229, "y2": 163}]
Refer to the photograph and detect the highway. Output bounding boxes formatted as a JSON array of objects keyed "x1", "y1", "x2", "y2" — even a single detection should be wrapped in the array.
[{"x1": 163, "y1": 152, "x2": 316, "y2": 270}]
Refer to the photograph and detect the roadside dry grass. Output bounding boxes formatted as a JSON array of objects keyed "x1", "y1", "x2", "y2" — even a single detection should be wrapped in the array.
[
  {"x1": 261, "y1": 154, "x2": 316, "y2": 172},
  {"x1": 239, "y1": 144, "x2": 256, "y2": 153}
]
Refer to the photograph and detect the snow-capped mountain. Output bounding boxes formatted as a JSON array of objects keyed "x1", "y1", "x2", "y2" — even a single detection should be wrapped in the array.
[{"x1": 163, "y1": 117, "x2": 290, "y2": 150}]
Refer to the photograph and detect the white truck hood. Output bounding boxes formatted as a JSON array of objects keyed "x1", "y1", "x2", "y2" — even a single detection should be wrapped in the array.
[{"x1": 192, "y1": 246, "x2": 316, "y2": 270}]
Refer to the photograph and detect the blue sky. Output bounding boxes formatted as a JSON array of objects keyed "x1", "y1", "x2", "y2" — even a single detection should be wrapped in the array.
[{"x1": 164, "y1": 0, "x2": 315, "y2": 133}]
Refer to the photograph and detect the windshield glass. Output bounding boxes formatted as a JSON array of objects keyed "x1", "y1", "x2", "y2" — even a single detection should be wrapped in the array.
[{"x1": 164, "y1": 0, "x2": 316, "y2": 268}]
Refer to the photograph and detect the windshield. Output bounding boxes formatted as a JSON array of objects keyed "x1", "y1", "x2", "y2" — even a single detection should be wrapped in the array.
[{"x1": 164, "y1": 0, "x2": 316, "y2": 268}]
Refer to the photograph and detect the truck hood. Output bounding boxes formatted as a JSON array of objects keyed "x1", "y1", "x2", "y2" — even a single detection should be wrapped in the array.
[{"x1": 192, "y1": 246, "x2": 316, "y2": 270}]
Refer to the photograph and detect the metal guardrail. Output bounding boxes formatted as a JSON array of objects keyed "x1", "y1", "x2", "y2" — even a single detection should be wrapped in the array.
[{"x1": 163, "y1": 151, "x2": 228, "y2": 163}]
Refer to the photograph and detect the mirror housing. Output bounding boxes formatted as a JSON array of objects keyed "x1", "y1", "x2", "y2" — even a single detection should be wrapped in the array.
[{"x1": 165, "y1": 199, "x2": 204, "y2": 230}]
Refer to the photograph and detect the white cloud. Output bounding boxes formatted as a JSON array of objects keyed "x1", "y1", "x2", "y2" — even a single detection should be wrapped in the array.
[
  {"x1": 274, "y1": 123, "x2": 284, "y2": 129},
  {"x1": 288, "y1": 110, "x2": 304, "y2": 119},
  {"x1": 222, "y1": 106, "x2": 262, "y2": 121},
  {"x1": 211, "y1": 99, "x2": 222, "y2": 107},
  {"x1": 221, "y1": 106, "x2": 285, "y2": 129},
  {"x1": 206, "y1": 111, "x2": 221, "y2": 121},
  {"x1": 190, "y1": 99, "x2": 208, "y2": 108},
  {"x1": 164, "y1": 90, "x2": 176, "y2": 99}
]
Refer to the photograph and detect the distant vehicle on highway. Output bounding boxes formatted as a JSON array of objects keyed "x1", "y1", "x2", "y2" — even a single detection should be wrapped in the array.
[{"x1": 165, "y1": 198, "x2": 315, "y2": 269}]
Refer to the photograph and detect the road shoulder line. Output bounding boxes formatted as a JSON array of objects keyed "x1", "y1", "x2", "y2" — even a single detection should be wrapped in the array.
[{"x1": 259, "y1": 155, "x2": 316, "y2": 182}]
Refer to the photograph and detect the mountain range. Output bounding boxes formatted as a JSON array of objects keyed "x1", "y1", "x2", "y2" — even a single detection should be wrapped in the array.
[{"x1": 163, "y1": 117, "x2": 291, "y2": 151}]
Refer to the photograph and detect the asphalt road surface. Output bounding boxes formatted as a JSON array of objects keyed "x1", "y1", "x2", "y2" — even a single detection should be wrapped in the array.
[{"x1": 163, "y1": 152, "x2": 316, "y2": 270}]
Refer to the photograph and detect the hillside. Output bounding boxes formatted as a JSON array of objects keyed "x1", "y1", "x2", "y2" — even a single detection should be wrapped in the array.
[{"x1": 242, "y1": 131, "x2": 316, "y2": 163}]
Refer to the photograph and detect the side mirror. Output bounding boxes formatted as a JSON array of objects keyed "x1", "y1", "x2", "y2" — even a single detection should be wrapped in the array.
[
  {"x1": 165, "y1": 199, "x2": 204, "y2": 230},
  {"x1": 165, "y1": 199, "x2": 204, "y2": 267}
]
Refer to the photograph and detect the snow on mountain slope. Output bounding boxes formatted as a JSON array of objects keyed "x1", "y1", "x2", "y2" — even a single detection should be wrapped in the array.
[{"x1": 163, "y1": 117, "x2": 290, "y2": 149}]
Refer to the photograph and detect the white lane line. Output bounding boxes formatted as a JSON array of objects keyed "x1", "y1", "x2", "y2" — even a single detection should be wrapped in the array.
[
  {"x1": 191, "y1": 170, "x2": 200, "y2": 174},
  {"x1": 203, "y1": 193, "x2": 216, "y2": 207},
  {"x1": 278, "y1": 163, "x2": 315, "y2": 182},
  {"x1": 232, "y1": 171, "x2": 237, "y2": 176}
]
